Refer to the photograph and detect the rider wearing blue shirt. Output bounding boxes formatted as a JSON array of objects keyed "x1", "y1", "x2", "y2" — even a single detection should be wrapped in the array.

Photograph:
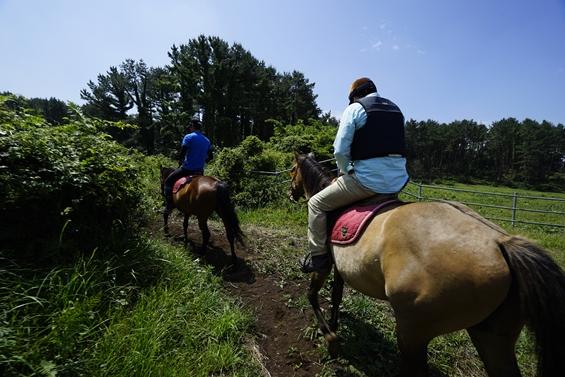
[
  {"x1": 302, "y1": 77, "x2": 409, "y2": 274},
  {"x1": 163, "y1": 117, "x2": 213, "y2": 214}
]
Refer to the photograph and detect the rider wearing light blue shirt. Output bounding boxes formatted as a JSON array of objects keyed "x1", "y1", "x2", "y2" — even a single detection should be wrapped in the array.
[
  {"x1": 302, "y1": 77, "x2": 409, "y2": 274},
  {"x1": 334, "y1": 92, "x2": 409, "y2": 193}
]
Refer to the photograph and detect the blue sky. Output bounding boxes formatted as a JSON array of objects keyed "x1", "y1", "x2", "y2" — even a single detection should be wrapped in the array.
[{"x1": 1, "y1": 0, "x2": 564, "y2": 125}]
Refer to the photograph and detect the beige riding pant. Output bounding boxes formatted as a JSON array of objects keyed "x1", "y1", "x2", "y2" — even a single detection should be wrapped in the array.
[{"x1": 308, "y1": 174, "x2": 376, "y2": 256}]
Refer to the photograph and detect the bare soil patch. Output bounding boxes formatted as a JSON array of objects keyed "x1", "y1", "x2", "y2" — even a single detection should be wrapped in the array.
[{"x1": 148, "y1": 215, "x2": 325, "y2": 377}]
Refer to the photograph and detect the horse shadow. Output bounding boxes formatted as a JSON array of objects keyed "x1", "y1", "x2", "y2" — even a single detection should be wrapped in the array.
[
  {"x1": 330, "y1": 312, "x2": 448, "y2": 377},
  {"x1": 183, "y1": 238, "x2": 256, "y2": 284}
]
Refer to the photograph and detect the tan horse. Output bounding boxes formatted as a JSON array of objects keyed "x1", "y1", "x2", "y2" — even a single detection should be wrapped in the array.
[
  {"x1": 160, "y1": 167, "x2": 244, "y2": 266},
  {"x1": 290, "y1": 153, "x2": 565, "y2": 377}
]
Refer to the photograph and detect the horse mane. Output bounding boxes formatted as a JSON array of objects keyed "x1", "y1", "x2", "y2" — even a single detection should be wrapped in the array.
[{"x1": 299, "y1": 155, "x2": 334, "y2": 196}]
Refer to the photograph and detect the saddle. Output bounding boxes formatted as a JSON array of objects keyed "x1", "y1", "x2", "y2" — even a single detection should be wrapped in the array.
[
  {"x1": 329, "y1": 195, "x2": 408, "y2": 245},
  {"x1": 172, "y1": 175, "x2": 199, "y2": 194}
]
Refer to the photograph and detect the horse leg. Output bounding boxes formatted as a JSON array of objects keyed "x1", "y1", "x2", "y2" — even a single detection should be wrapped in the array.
[
  {"x1": 197, "y1": 217, "x2": 210, "y2": 254},
  {"x1": 467, "y1": 327, "x2": 521, "y2": 377},
  {"x1": 163, "y1": 211, "x2": 170, "y2": 236},
  {"x1": 225, "y1": 227, "x2": 238, "y2": 267},
  {"x1": 183, "y1": 215, "x2": 189, "y2": 245},
  {"x1": 329, "y1": 269, "x2": 344, "y2": 333},
  {"x1": 307, "y1": 269, "x2": 338, "y2": 355},
  {"x1": 395, "y1": 326, "x2": 430, "y2": 377},
  {"x1": 326, "y1": 269, "x2": 345, "y2": 358},
  {"x1": 466, "y1": 287, "x2": 523, "y2": 377}
]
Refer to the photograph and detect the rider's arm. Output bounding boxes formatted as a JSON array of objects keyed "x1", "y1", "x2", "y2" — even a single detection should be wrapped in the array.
[
  {"x1": 179, "y1": 134, "x2": 192, "y2": 166},
  {"x1": 178, "y1": 145, "x2": 188, "y2": 166},
  {"x1": 334, "y1": 103, "x2": 366, "y2": 175}
]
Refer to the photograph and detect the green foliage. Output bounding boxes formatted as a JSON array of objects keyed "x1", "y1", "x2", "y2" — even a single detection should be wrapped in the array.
[
  {"x1": 0, "y1": 103, "x2": 258, "y2": 376},
  {"x1": 82, "y1": 35, "x2": 322, "y2": 153},
  {"x1": 0, "y1": 96, "x2": 146, "y2": 260},
  {"x1": 90, "y1": 240, "x2": 257, "y2": 377},
  {"x1": 267, "y1": 118, "x2": 337, "y2": 159},
  {"x1": 202, "y1": 118, "x2": 337, "y2": 208},
  {"x1": 207, "y1": 135, "x2": 291, "y2": 207},
  {"x1": 406, "y1": 118, "x2": 565, "y2": 189}
]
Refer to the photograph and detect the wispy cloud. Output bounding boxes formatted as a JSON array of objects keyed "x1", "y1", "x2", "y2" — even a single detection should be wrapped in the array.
[{"x1": 362, "y1": 22, "x2": 424, "y2": 55}]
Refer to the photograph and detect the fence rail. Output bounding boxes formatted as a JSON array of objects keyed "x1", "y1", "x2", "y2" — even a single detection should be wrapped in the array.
[
  {"x1": 403, "y1": 182, "x2": 565, "y2": 229},
  {"x1": 251, "y1": 160, "x2": 565, "y2": 229}
]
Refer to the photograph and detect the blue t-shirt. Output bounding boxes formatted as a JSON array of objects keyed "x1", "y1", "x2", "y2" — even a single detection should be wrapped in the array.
[{"x1": 181, "y1": 131, "x2": 211, "y2": 170}]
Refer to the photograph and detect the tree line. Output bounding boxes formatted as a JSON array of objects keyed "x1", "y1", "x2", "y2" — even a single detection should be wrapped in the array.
[
  {"x1": 80, "y1": 35, "x2": 321, "y2": 154},
  {"x1": 3, "y1": 35, "x2": 563, "y2": 190},
  {"x1": 405, "y1": 118, "x2": 564, "y2": 189}
]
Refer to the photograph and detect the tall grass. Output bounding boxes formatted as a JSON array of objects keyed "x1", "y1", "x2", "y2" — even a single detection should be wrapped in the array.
[{"x1": 0, "y1": 238, "x2": 259, "y2": 376}]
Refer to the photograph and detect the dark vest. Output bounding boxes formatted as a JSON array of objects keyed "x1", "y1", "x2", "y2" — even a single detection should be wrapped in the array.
[{"x1": 351, "y1": 95, "x2": 406, "y2": 160}]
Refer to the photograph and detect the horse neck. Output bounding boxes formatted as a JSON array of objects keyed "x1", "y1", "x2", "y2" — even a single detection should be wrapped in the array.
[{"x1": 300, "y1": 159, "x2": 333, "y2": 198}]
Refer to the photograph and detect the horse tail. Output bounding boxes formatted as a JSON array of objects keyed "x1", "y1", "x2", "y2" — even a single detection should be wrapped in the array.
[
  {"x1": 498, "y1": 236, "x2": 565, "y2": 377},
  {"x1": 215, "y1": 182, "x2": 245, "y2": 246}
]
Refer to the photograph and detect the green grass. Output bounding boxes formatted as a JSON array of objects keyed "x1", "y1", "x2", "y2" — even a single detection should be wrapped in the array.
[
  {"x1": 0, "y1": 238, "x2": 260, "y2": 377},
  {"x1": 401, "y1": 181, "x2": 565, "y2": 231},
  {"x1": 238, "y1": 181, "x2": 564, "y2": 377}
]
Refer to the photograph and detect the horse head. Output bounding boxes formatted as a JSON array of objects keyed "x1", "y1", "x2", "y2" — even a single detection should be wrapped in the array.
[
  {"x1": 289, "y1": 152, "x2": 333, "y2": 201},
  {"x1": 289, "y1": 153, "x2": 306, "y2": 201}
]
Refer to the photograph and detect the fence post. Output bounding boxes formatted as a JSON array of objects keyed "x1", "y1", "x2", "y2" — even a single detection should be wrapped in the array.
[
  {"x1": 511, "y1": 192, "x2": 518, "y2": 227},
  {"x1": 418, "y1": 183, "x2": 423, "y2": 202}
]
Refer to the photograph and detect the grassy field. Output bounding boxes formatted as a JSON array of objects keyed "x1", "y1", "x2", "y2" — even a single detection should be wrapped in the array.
[{"x1": 238, "y1": 181, "x2": 565, "y2": 377}]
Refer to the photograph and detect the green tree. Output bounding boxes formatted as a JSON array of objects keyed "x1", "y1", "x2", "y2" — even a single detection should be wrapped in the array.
[{"x1": 81, "y1": 66, "x2": 133, "y2": 121}]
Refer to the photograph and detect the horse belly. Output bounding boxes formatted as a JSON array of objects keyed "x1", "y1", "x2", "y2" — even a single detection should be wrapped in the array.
[{"x1": 332, "y1": 230, "x2": 388, "y2": 300}]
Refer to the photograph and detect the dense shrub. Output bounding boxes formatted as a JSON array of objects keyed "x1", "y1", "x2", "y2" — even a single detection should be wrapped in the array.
[
  {"x1": 206, "y1": 136, "x2": 291, "y2": 207},
  {"x1": 267, "y1": 119, "x2": 336, "y2": 160},
  {"x1": 0, "y1": 96, "x2": 148, "y2": 261},
  {"x1": 205, "y1": 119, "x2": 338, "y2": 208}
]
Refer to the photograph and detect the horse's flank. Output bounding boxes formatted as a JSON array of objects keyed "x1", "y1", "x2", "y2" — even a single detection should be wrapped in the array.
[
  {"x1": 173, "y1": 175, "x2": 220, "y2": 216},
  {"x1": 333, "y1": 201, "x2": 511, "y2": 337}
]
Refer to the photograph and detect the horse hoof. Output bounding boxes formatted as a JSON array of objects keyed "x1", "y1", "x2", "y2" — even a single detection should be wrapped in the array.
[
  {"x1": 324, "y1": 331, "x2": 337, "y2": 343},
  {"x1": 326, "y1": 334, "x2": 339, "y2": 358}
]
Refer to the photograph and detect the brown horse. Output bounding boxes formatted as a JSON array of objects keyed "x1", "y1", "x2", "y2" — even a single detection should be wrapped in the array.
[
  {"x1": 290, "y1": 153, "x2": 565, "y2": 377},
  {"x1": 160, "y1": 167, "x2": 244, "y2": 266}
]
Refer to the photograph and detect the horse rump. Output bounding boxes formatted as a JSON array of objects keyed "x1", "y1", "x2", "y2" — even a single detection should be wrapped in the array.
[{"x1": 215, "y1": 181, "x2": 245, "y2": 247}]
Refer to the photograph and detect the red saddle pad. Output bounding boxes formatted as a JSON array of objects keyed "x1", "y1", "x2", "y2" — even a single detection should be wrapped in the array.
[
  {"x1": 330, "y1": 199, "x2": 401, "y2": 245},
  {"x1": 172, "y1": 176, "x2": 193, "y2": 194}
]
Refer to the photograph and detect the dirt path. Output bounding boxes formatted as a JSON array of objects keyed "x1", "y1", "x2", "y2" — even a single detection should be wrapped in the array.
[{"x1": 150, "y1": 217, "x2": 325, "y2": 377}]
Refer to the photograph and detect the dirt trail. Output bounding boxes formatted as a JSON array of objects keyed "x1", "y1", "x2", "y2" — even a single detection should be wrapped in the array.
[{"x1": 150, "y1": 218, "x2": 325, "y2": 377}]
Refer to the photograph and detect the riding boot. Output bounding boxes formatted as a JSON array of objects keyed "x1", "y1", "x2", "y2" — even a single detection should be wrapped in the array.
[{"x1": 301, "y1": 252, "x2": 333, "y2": 274}]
